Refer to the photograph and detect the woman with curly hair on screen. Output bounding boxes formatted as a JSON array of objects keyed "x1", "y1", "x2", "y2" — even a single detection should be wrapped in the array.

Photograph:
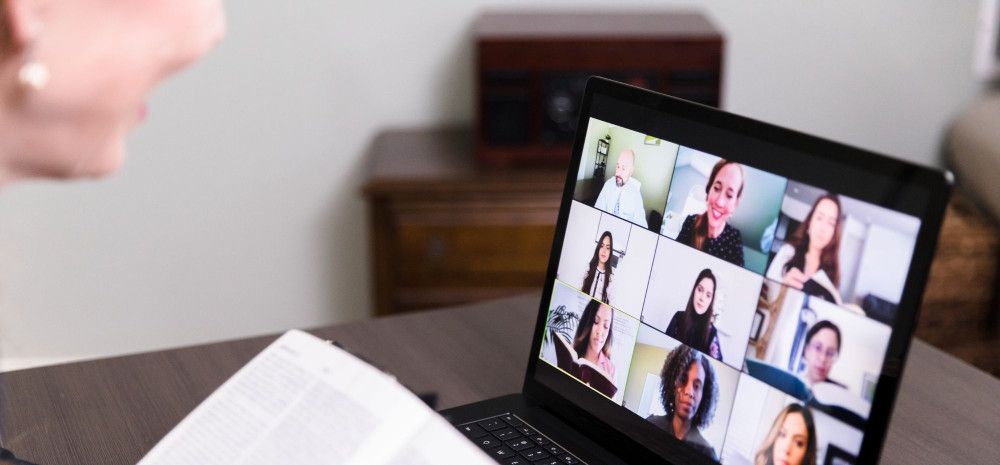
[
  {"x1": 645, "y1": 345, "x2": 720, "y2": 461},
  {"x1": 754, "y1": 403, "x2": 818, "y2": 465}
]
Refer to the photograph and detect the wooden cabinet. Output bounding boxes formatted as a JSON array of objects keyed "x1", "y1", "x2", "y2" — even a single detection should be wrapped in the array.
[
  {"x1": 474, "y1": 11, "x2": 724, "y2": 167},
  {"x1": 362, "y1": 128, "x2": 565, "y2": 316}
]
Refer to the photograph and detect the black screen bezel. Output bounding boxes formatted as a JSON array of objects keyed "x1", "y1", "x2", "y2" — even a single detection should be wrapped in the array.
[{"x1": 520, "y1": 76, "x2": 952, "y2": 465}]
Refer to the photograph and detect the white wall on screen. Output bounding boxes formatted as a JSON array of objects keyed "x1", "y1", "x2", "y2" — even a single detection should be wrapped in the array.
[
  {"x1": 609, "y1": 311, "x2": 640, "y2": 404},
  {"x1": 853, "y1": 224, "x2": 916, "y2": 304},
  {"x1": 556, "y1": 203, "x2": 604, "y2": 292}
]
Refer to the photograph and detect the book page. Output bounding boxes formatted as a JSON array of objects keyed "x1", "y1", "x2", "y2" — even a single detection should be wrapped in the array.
[{"x1": 138, "y1": 330, "x2": 492, "y2": 465}]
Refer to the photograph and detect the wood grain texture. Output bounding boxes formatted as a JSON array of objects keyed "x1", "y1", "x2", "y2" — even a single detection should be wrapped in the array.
[
  {"x1": 915, "y1": 194, "x2": 1000, "y2": 375},
  {"x1": 2, "y1": 293, "x2": 999, "y2": 464}
]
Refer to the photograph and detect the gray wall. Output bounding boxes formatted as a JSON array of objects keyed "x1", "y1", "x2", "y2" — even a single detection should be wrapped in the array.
[{"x1": 0, "y1": 0, "x2": 981, "y2": 370}]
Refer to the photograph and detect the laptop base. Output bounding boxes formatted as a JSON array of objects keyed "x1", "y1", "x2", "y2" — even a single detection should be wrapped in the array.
[{"x1": 440, "y1": 394, "x2": 630, "y2": 465}]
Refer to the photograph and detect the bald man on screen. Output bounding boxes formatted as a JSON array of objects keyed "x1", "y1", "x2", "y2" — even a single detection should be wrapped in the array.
[{"x1": 594, "y1": 149, "x2": 648, "y2": 227}]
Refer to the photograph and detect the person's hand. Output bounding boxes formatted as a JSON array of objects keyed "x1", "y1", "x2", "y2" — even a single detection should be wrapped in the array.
[{"x1": 782, "y1": 267, "x2": 808, "y2": 290}]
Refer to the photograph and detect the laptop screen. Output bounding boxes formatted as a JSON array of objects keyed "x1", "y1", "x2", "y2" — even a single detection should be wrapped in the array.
[{"x1": 530, "y1": 80, "x2": 948, "y2": 465}]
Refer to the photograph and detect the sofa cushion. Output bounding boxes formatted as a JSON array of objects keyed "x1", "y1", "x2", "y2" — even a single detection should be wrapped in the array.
[{"x1": 946, "y1": 91, "x2": 1000, "y2": 223}]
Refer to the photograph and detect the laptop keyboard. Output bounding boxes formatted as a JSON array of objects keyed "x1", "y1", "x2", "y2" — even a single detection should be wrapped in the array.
[{"x1": 456, "y1": 413, "x2": 587, "y2": 465}]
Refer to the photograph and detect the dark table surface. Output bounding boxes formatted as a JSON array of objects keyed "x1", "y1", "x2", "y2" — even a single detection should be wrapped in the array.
[{"x1": 2, "y1": 293, "x2": 999, "y2": 465}]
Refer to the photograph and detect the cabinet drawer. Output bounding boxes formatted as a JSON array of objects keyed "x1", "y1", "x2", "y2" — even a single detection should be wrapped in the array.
[{"x1": 395, "y1": 222, "x2": 555, "y2": 287}]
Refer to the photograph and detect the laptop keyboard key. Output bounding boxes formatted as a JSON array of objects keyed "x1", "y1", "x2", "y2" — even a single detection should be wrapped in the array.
[
  {"x1": 530, "y1": 434, "x2": 550, "y2": 446},
  {"x1": 501, "y1": 457, "x2": 529, "y2": 465},
  {"x1": 520, "y1": 448, "x2": 550, "y2": 461},
  {"x1": 560, "y1": 455, "x2": 581, "y2": 464},
  {"x1": 505, "y1": 437, "x2": 534, "y2": 451},
  {"x1": 542, "y1": 445, "x2": 565, "y2": 456},
  {"x1": 488, "y1": 446, "x2": 517, "y2": 460},
  {"x1": 458, "y1": 423, "x2": 489, "y2": 439},
  {"x1": 478, "y1": 418, "x2": 506, "y2": 431},
  {"x1": 515, "y1": 425, "x2": 535, "y2": 436},
  {"x1": 532, "y1": 460, "x2": 561, "y2": 465},
  {"x1": 501, "y1": 414, "x2": 524, "y2": 427},
  {"x1": 475, "y1": 436, "x2": 502, "y2": 449},
  {"x1": 492, "y1": 427, "x2": 520, "y2": 441}
]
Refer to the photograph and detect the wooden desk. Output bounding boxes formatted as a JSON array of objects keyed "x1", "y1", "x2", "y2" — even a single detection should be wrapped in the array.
[{"x1": 2, "y1": 294, "x2": 999, "y2": 464}]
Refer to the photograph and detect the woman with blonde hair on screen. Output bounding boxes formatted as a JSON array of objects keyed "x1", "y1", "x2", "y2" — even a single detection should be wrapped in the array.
[
  {"x1": 0, "y1": 0, "x2": 224, "y2": 462},
  {"x1": 753, "y1": 403, "x2": 817, "y2": 465}
]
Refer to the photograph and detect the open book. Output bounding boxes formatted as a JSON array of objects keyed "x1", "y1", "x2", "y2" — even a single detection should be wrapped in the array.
[
  {"x1": 551, "y1": 329, "x2": 618, "y2": 398},
  {"x1": 803, "y1": 270, "x2": 865, "y2": 315},
  {"x1": 137, "y1": 330, "x2": 493, "y2": 465},
  {"x1": 801, "y1": 270, "x2": 841, "y2": 305}
]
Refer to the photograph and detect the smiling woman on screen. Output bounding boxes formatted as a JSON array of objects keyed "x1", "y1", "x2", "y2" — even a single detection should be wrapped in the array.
[
  {"x1": 0, "y1": 0, "x2": 224, "y2": 462},
  {"x1": 676, "y1": 159, "x2": 746, "y2": 267}
]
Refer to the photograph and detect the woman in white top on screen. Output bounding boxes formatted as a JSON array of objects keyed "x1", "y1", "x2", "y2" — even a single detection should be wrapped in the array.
[
  {"x1": 582, "y1": 231, "x2": 615, "y2": 303},
  {"x1": 766, "y1": 194, "x2": 843, "y2": 304}
]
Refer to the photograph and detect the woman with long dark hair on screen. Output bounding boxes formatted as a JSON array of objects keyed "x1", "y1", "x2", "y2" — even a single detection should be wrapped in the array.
[
  {"x1": 646, "y1": 345, "x2": 719, "y2": 461},
  {"x1": 676, "y1": 159, "x2": 746, "y2": 267},
  {"x1": 665, "y1": 268, "x2": 723, "y2": 361},
  {"x1": 582, "y1": 231, "x2": 614, "y2": 303},
  {"x1": 766, "y1": 193, "x2": 843, "y2": 304},
  {"x1": 572, "y1": 299, "x2": 616, "y2": 378},
  {"x1": 754, "y1": 403, "x2": 818, "y2": 465}
]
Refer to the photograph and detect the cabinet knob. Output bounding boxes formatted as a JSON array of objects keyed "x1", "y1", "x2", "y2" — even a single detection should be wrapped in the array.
[{"x1": 426, "y1": 235, "x2": 448, "y2": 263}]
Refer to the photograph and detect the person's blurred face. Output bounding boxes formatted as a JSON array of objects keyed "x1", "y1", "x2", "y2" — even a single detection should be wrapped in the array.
[
  {"x1": 804, "y1": 328, "x2": 839, "y2": 384},
  {"x1": 597, "y1": 235, "x2": 611, "y2": 268},
  {"x1": 588, "y1": 304, "x2": 612, "y2": 356},
  {"x1": 807, "y1": 198, "x2": 839, "y2": 251},
  {"x1": 674, "y1": 360, "x2": 704, "y2": 421},
  {"x1": 3, "y1": 0, "x2": 225, "y2": 181},
  {"x1": 693, "y1": 277, "x2": 714, "y2": 315},
  {"x1": 614, "y1": 150, "x2": 634, "y2": 187},
  {"x1": 705, "y1": 163, "x2": 743, "y2": 233},
  {"x1": 772, "y1": 411, "x2": 809, "y2": 465}
]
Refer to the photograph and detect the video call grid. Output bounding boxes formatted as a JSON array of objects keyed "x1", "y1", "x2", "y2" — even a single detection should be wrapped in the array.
[{"x1": 538, "y1": 122, "x2": 923, "y2": 463}]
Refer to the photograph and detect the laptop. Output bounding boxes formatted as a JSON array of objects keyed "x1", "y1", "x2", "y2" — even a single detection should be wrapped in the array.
[{"x1": 440, "y1": 76, "x2": 951, "y2": 465}]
